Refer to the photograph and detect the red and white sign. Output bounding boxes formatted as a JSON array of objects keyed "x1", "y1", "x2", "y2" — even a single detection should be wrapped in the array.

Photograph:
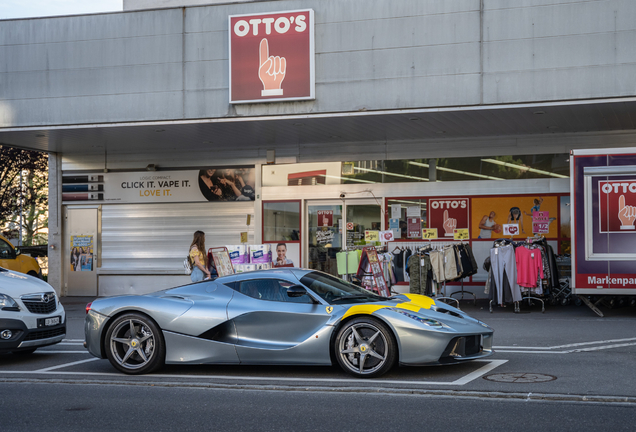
[
  {"x1": 346, "y1": 222, "x2": 354, "y2": 231},
  {"x1": 379, "y1": 230, "x2": 394, "y2": 242},
  {"x1": 317, "y1": 210, "x2": 333, "y2": 227},
  {"x1": 532, "y1": 211, "x2": 550, "y2": 234},
  {"x1": 503, "y1": 224, "x2": 519, "y2": 236},
  {"x1": 229, "y1": 9, "x2": 315, "y2": 104},
  {"x1": 428, "y1": 198, "x2": 469, "y2": 237},
  {"x1": 599, "y1": 180, "x2": 636, "y2": 232}
]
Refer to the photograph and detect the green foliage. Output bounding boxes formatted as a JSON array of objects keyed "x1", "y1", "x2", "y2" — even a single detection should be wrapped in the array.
[{"x1": 0, "y1": 145, "x2": 48, "y2": 245}]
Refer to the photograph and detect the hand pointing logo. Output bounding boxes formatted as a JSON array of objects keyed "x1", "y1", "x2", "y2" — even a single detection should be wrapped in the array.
[
  {"x1": 618, "y1": 194, "x2": 636, "y2": 230},
  {"x1": 442, "y1": 210, "x2": 457, "y2": 236},
  {"x1": 259, "y1": 38, "x2": 286, "y2": 96}
]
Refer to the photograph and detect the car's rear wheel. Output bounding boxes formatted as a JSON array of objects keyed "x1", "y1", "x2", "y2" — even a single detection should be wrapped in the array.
[
  {"x1": 105, "y1": 313, "x2": 165, "y2": 374},
  {"x1": 334, "y1": 317, "x2": 396, "y2": 378}
]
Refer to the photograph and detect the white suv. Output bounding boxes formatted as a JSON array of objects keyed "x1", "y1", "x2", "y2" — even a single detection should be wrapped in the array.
[{"x1": 0, "y1": 267, "x2": 66, "y2": 355}]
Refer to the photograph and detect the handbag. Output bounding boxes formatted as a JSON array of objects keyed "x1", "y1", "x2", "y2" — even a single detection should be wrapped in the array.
[{"x1": 184, "y1": 255, "x2": 193, "y2": 275}]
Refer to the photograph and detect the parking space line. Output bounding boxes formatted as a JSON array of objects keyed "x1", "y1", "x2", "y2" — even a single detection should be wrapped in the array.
[
  {"x1": 34, "y1": 358, "x2": 100, "y2": 372},
  {"x1": 0, "y1": 359, "x2": 507, "y2": 386},
  {"x1": 494, "y1": 337, "x2": 636, "y2": 350}
]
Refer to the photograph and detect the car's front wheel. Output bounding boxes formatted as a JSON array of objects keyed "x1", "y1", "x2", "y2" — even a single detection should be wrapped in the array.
[
  {"x1": 104, "y1": 313, "x2": 165, "y2": 374},
  {"x1": 334, "y1": 317, "x2": 396, "y2": 378}
]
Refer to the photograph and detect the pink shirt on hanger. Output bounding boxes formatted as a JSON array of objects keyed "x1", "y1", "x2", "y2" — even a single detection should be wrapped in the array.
[{"x1": 515, "y1": 246, "x2": 544, "y2": 288}]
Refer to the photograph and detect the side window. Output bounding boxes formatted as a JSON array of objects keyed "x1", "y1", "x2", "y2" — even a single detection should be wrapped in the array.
[
  {"x1": 0, "y1": 239, "x2": 14, "y2": 260},
  {"x1": 238, "y1": 279, "x2": 313, "y2": 304}
]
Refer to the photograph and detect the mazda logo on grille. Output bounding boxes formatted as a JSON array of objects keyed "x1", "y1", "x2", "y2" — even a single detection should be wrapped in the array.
[{"x1": 41, "y1": 294, "x2": 51, "y2": 303}]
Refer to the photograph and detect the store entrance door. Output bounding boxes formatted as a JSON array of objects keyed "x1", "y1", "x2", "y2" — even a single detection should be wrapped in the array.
[
  {"x1": 64, "y1": 207, "x2": 98, "y2": 296},
  {"x1": 305, "y1": 199, "x2": 383, "y2": 277}
]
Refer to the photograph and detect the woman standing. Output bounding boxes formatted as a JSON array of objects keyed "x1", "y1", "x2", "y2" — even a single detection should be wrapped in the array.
[{"x1": 189, "y1": 230, "x2": 211, "y2": 282}]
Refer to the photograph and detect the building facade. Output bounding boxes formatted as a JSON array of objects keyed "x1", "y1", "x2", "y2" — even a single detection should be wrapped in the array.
[{"x1": 1, "y1": 0, "x2": 636, "y2": 297}]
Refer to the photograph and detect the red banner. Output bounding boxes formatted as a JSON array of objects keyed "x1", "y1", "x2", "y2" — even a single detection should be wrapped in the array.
[
  {"x1": 229, "y1": 9, "x2": 314, "y2": 103},
  {"x1": 428, "y1": 198, "x2": 470, "y2": 237}
]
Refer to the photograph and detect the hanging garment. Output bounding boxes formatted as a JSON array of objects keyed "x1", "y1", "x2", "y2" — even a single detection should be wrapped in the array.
[
  {"x1": 403, "y1": 249, "x2": 412, "y2": 282},
  {"x1": 515, "y1": 246, "x2": 544, "y2": 288},
  {"x1": 490, "y1": 244, "x2": 522, "y2": 305},
  {"x1": 443, "y1": 246, "x2": 459, "y2": 280},
  {"x1": 408, "y1": 253, "x2": 432, "y2": 296},
  {"x1": 392, "y1": 250, "x2": 404, "y2": 283},
  {"x1": 429, "y1": 250, "x2": 445, "y2": 283}
]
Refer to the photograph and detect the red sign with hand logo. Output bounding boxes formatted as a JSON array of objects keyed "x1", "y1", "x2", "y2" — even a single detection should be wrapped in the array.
[
  {"x1": 229, "y1": 9, "x2": 315, "y2": 103},
  {"x1": 599, "y1": 180, "x2": 636, "y2": 232},
  {"x1": 428, "y1": 198, "x2": 470, "y2": 237}
]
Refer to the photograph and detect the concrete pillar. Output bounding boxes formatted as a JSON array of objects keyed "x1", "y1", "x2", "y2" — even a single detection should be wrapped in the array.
[{"x1": 47, "y1": 153, "x2": 63, "y2": 296}]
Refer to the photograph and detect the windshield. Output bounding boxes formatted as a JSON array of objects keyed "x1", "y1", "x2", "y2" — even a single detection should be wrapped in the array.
[{"x1": 300, "y1": 272, "x2": 388, "y2": 304}]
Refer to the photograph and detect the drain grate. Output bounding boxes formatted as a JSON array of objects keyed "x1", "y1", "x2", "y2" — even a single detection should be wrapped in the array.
[{"x1": 484, "y1": 373, "x2": 557, "y2": 383}]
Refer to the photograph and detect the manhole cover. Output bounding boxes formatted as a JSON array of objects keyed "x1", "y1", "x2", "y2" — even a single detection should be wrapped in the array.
[{"x1": 483, "y1": 373, "x2": 557, "y2": 383}]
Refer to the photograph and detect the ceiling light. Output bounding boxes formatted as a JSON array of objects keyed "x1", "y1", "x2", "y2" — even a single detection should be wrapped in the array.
[
  {"x1": 319, "y1": 174, "x2": 375, "y2": 184},
  {"x1": 481, "y1": 158, "x2": 568, "y2": 178},
  {"x1": 353, "y1": 166, "x2": 429, "y2": 182},
  {"x1": 408, "y1": 161, "x2": 504, "y2": 181}
]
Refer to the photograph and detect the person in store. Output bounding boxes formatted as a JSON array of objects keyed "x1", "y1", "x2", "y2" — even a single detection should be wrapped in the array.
[
  {"x1": 198, "y1": 169, "x2": 224, "y2": 201},
  {"x1": 189, "y1": 230, "x2": 211, "y2": 282},
  {"x1": 273, "y1": 243, "x2": 294, "y2": 267},
  {"x1": 478, "y1": 211, "x2": 501, "y2": 238},
  {"x1": 507, "y1": 206, "x2": 526, "y2": 234}
]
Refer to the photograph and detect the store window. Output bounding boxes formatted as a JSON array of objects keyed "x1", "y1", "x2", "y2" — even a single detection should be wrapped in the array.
[
  {"x1": 261, "y1": 154, "x2": 569, "y2": 186},
  {"x1": 263, "y1": 201, "x2": 300, "y2": 242},
  {"x1": 386, "y1": 199, "x2": 427, "y2": 240}
]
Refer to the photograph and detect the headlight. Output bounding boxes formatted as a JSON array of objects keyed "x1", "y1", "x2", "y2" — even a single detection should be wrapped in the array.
[
  {"x1": 390, "y1": 308, "x2": 449, "y2": 328},
  {"x1": 0, "y1": 293, "x2": 19, "y2": 310}
]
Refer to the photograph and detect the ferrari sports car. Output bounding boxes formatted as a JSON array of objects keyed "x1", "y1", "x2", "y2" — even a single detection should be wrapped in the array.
[{"x1": 85, "y1": 268, "x2": 493, "y2": 378}]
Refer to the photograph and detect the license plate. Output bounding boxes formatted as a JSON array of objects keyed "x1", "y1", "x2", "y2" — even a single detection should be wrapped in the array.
[{"x1": 44, "y1": 316, "x2": 60, "y2": 326}]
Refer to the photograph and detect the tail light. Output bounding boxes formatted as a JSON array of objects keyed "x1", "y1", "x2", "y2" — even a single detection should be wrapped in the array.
[{"x1": 85, "y1": 302, "x2": 92, "y2": 314}]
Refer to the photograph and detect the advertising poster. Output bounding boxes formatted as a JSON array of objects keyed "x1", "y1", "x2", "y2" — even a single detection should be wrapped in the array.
[
  {"x1": 272, "y1": 242, "x2": 299, "y2": 267},
  {"x1": 70, "y1": 235, "x2": 93, "y2": 272},
  {"x1": 471, "y1": 196, "x2": 558, "y2": 239},
  {"x1": 62, "y1": 167, "x2": 256, "y2": 204},
  {"x1": 407, "y1": 217, "x2": 421, "y2": 239},
  {"x1": 317, "y1": 210, "x2": 333, "y2": 227},
  {"x1": 572, "y1": 152, "x2": 636, "y2": 291},
  {"x1": 428, "y1": 198, "x2": 469, "y2": 238},
  {"x1": 229, "y1": 9, "x2": 315, "y2": 103}
]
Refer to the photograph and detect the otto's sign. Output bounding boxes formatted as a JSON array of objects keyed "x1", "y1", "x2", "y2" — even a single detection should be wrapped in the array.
[
  {"x1": 599, "y1": 180, "x2": 636, "y2": 232},
  {"x1": 428, "y1": 198, "x2": 469, "y2": 237},
  {"x1": 229, "y1": 9, "x2": 315, "y2": 104}
]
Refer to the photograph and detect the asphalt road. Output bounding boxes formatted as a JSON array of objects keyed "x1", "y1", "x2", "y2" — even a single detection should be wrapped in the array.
[{"x1": 1, "y1": 297, "x2": 635, "y2": 431}]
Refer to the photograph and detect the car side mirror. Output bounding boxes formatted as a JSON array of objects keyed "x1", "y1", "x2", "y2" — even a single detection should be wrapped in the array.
[
  {"x1": 14, "y1": 248, "x2": 21, "y2": 256},
  {"x1": 287, "y1": 285, "x2": 308, "y2": 297}
]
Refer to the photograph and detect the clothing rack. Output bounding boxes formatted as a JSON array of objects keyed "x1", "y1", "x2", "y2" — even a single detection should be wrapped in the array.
[
  {"x1": 417, "y1": 241, "x2": 464, "y2": 309},
  {"x1": 488, "y1": 236, "x2": 546, "y2": 313}
]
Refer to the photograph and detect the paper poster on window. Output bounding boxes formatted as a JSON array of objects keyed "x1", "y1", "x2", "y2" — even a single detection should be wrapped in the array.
[
  {"x1": 407, "y1": 217, "x2": 421, "y2": 239},
  {"x1": 428, "y1": 198, "x2": 469, "y2": 237},
  {"x1": 317, "y1": 210, "x2": 333, "y2": 227},
  {"x1": 70, "y1": 235, "x2": 93, "y2": 272},
  {"x1": 472, "y1": 196, "x2": 558, "y2": 239},
  {"x1": 271, "y1": 242, "x2": 299, "y2": 267}
]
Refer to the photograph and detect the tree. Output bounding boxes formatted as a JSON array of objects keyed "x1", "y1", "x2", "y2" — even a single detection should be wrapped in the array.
[{"x1": 0, "y1": 145, "x2": 48, "y2": 245}]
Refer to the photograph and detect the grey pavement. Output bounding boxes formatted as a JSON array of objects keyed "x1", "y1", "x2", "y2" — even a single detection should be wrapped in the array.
[{"x1": 1, "y1": 295, "x2": 635, "y2": 403}]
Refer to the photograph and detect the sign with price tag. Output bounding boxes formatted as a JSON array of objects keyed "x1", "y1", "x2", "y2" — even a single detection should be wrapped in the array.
[
  {"x1": 453, "y1": 229, "x2": 469, "y2": 240},
  {"x1": 532, "y1": 211, "x2": 550, "y2": 234},
  {"x1": 422, "y1": 228, "x2": 438, "y2": 239}
]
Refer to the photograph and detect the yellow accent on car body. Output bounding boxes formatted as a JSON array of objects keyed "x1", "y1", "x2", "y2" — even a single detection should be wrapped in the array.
[
  {"x1": 0, "y1": 234, "x2": 41, "y2": 277},
  {"x1": 400, "y1": 294, "x2": 436, "y2": 310},
  {"x1": 340, "y1": 294, "x2": 436, "y2": 320},
  {"x1": 341, "y1": 304, "x2": 388, "y2": 320}
]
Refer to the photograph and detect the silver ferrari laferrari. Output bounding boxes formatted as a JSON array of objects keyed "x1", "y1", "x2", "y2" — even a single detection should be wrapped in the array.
[{"x1": 85, "y1": 268, "x2": 493, "y2": 378}]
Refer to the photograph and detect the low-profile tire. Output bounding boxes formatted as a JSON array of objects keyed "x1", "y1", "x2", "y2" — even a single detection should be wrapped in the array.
[
  {"x1": 334, "y1": 317, "x2": 396, "y2": 378},
  {"x1": 12, "y1": 348, "x2": 37, "y2": 355},
  {"x1": 104, "y1": 313, "x2": 165, "y2": 375}
]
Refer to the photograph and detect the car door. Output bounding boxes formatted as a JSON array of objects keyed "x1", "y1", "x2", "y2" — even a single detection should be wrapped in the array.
[
  {"x1": 0, "y1": 237, "x2": 18, "y2": 272},
  {"x1": 227, "y1": 276, "x2": 334, "y2": 365}
]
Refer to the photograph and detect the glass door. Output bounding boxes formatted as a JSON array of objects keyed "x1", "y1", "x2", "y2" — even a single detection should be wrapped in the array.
[
  {"x1": 306, "y1": 202, "x2": 343, "y2": 276},
  {"x1": 305, "y1": 199, "x2": 383, "y2": 277}
]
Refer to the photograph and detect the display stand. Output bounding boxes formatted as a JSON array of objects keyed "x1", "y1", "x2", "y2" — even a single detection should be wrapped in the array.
[
  {"x1": 208, "y1": 247, "x2": 234, "y2": 277},
  {"x1": 357, "y1": 246, "x2": 391, "y2": 297}
]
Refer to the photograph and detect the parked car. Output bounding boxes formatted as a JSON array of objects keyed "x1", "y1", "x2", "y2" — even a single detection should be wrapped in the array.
[
  {"x1": 0, "y1": 234, "x2": 42, "y2": 278},
  {"x1": 85, "y1": 268, "x2": 493, "y2": 377},
  {"x1": 0, "y1": 267, "x2": 66, "y2": 355}
]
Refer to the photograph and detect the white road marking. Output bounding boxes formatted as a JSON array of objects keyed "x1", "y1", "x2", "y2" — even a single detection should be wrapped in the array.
[
  {"x1": 494, "y1": 337, "x2": 636, "y2": 350},
  {"x1": 495, "y1": 338, "x2": 636, "y2": 354},
  {"x1": 0, "y1": 359, "x2": 506, "y2": 386},
  {"x1": 34, "y1": 358, "x2": 100, "y2": 372}
]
